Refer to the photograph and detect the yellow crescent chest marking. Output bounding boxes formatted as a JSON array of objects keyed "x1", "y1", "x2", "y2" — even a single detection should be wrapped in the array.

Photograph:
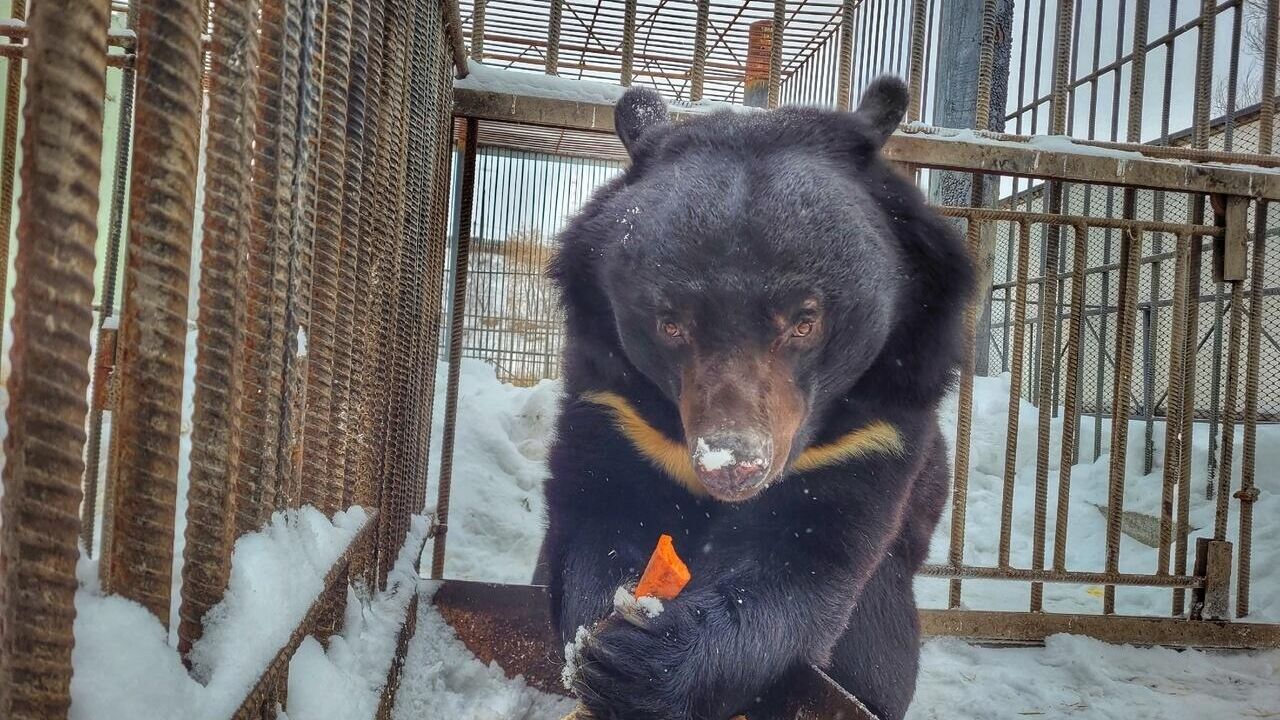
[{"x1": 581, "y1": 391, "x2": 904, "y2": 494}]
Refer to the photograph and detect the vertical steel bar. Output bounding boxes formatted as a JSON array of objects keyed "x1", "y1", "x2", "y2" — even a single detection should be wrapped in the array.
[
  {"x1": 301, "y1": 0, "x2": 354, "y2": 516},
  {"x1": 1052, "y1": 224, "x2": 1089, "y2": 575},
  {"x1": 690, "y1": 0, "x2": 710, "y2": 102},
  {"x1": 432, "y1": 116, "x2": 478, "y2": 580},
  {"x1": 1173, "y1": 236, "x2": 1203, "y2": 615},
  {"x1": 905, "y1": 0, "x2": 926, "y2": 120},
  {"x1": 1031, "y1": 219, "x2": 1062, "y2": 610},
  {"x1": 347, "y1": 0, "x2": 387, "y2": 587},
  {"x1": 947, "y1": 0, "x2": 999, "y2": 608},
  {"x1": 333, "y1": 0, "x2": 371, "y2": 510},
  {"x1": 1158, "y1": 233, "x2": 1190, "y2": 583},
  {"x1": 1102, "y1": 227, "x2": 1142, "y2": 614},
  {"x1": 277, "y1": 0, "x2": 324, "y2": 509},
  {"x1": 620, "y1": 0, "x2": 636, "y2": 87},
  {"x1": 834, "y1": 0, "x2": 855, "y2": 110},
  {"x1": 179, "y1": 0, "x2": 262, "y2": 658},
  {"x1": 470, "y1": 0, "x2": 486, "y2": 60},
  {"x1": 998, "y1": 220, "x2": 1031, "y2": 570},
  {"x1": 1212, "y1": 283, "x2": 1243, "y2": 540},
  {"x1": 373, "y1": 0, "x2": 411, "y2": 586},
  {"x1": 1238, "y1": 0, "x2": 1277, "y2": 619},
  {"x1": 0, "y1": 0, "x2": 109, "y2": 715},
  {"x1": 237, "y1": 0, "x2": 297, "y2": 536},
  {"x1": 769, "y1": 0, "x2": 785, "y2": 108},
  {"x1": 546, "y1": 0, "x2": 562, "y2": 76},
  {"x1": 101, "y1": 0, "x2": 204, "y2": 627},
  {"x1": 0, "y1": 0, "x2": 23, "y2": 334},
  {"x1": 83, "y1": 0, "x2": 138, "y2": 556}
]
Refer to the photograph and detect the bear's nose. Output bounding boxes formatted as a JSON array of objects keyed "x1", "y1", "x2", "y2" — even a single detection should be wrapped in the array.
[{"x1": 692, "y1": 432, "x2": 772, "y2": 501}]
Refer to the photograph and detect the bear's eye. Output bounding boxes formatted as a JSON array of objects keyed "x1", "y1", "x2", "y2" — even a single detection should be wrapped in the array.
[
  {"x1": 661, "y1": 321, "x2": 683, "y2": 339},
  {"x1": 792, "y1": 319, "x2": 815, "y2": 338}
]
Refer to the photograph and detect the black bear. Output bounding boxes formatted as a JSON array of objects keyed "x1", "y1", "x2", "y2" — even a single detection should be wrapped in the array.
[{"x1": 536, "y1": 76, "x2": 974, "y2": 720}]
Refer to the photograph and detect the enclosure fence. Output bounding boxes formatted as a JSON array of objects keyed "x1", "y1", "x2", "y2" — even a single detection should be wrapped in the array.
[
  {"x1": 0, "y1": 0, "x2": 459, "y2": 716},
  {"x1": 446, "y1": 0, "x2": 1280, "y2": 648}
]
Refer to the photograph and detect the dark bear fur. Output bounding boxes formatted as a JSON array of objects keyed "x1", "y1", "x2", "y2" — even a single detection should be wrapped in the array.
[{"x1": 537, "y1": 77, "x2": 974, "y2": 720}]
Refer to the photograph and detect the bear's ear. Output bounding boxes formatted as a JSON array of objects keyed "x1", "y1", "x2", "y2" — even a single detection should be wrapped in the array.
[
  {"x1": 615, "y1": 87, "x2": 669, "y2": 158},
  {"x1": 852, "y1": 75, "x2": 908, "y2": 148}
]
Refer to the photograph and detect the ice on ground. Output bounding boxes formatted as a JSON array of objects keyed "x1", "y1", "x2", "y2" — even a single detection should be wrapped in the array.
[{"x1": 392, "y1": 582, "x2": 578, "y2": 720}]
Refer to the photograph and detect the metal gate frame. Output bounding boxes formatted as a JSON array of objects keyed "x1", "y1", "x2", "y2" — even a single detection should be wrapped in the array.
[{"x1": 439, "y1": 0, "x2": 1280, "y2": 650}]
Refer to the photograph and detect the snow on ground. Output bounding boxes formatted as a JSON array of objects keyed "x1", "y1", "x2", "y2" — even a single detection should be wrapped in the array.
[
  {"x1": 71, "y1": 506, "x2": 368, "y2": 720},
  {"x1": 392, "y1": 581, "x2": 578, "y2": 720},
  {"x1": 285, "y1": 516, "x2": 431, "y2": 720},
  {"x1": 410, "y1": 360, "x2": 1280, "y2": 720}
]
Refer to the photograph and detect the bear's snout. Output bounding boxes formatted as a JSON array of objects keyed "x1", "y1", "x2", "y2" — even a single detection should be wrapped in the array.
[{"x1": 692, "y1": 430, "x2": 774, "y2": 502}]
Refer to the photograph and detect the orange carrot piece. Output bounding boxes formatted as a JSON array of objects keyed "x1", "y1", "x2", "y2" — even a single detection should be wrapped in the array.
[{"x1": 634, "y1": 534, "x2": 691, "y2": 601}]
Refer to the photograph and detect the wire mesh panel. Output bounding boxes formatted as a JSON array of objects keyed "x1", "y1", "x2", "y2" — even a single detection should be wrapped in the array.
[{"x1": 455, "y1": 141, "x2": 625, "y2": 384}]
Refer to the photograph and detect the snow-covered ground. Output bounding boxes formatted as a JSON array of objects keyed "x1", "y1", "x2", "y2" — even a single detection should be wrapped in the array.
[{"x1": 402, "y1": 359, "x2": 1280, "y2": 720}]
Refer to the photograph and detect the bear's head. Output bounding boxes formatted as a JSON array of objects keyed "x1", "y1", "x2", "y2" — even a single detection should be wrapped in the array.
[{"x1": 551, "y1": 77, "x2": 973, "y2": 502}]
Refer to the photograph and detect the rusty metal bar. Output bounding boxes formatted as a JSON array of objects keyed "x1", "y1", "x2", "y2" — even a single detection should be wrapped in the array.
[
  {"x1": 1101, "y1": 227, "x2": 1142, "y2": 615},
  {"x1": 919, "y1": 563, "x2": 1202, "y2": 588},
  {"x1": 920, "y1": 608, "x2": 1280, "y2": 649},
  {"x1": 394, "y1": 0, "x2": 432, "y2": 578},
  {"x1": 904, "y1": 0, "x2": 925, "y2": 120},
  {"x1": 997, "y1": 220, "x2": 1031, "y2": 569},
  {"x1": 1052, "y1": 225, "x2": 1088, "y2": 575},
  {"x1": 83, "y1": 0, "x2": 138, "y2": 556},
  {"x1": 620, "y1": 0, "x2": 636, "y2": 87},
  {"x1": 414, "y1": 0, "x2": 453, "y2": 536},
  {"x1": 1029, "y1": 217, "x2": 1062, "y2": 610},
  {"x1": 179, "y1": 0, "x2": 262, "y2": 659},
  {"x1": 1238, "y1": 0, "x2": 1276, "y2": 618},
  {"x1": 768, "y1": 0, "x2": 785, "y2": 108},
  {"x1": 331, "y1": 0, "x2": 371, "y2": 512},
  {"x1": 450, "y1": 87, "x2": 1280, "y2": 199},
  {"x1": 1158, "y1": 233, "x2": 1191, "y2": 580},
  {"x1": 1173, "y1": 237, "x2": 1204, "y2": 615},
  {"x1": 373, "y1": 0, "x2": 412, "y2": 586},
  {"x1": 1212, "y1": 279, "x2": 1243, "y2": 540},
  {"x1": 0, "y1": 0, "x2": 24, "y2": 362},
  {"x1": 0, "y1": 0, "x2": 110, "y2": 715},
  {"x1": 834, "y1": 0, "x2": 855, "y2": 110},
  {"x1": 936, "y1": 206, "x2": 1222, "y2": 236},
  {"x1": 433, "y1": 116, "x2": 478, "y2": 580},
  {"x1": 545, "y1": 0, "x2": 561, "y2": 75},
  {"x1": 347, "y1": 0, "x2": 388, "y2": 517},
  {"x1": 277, "y1": 0, "x2": 325, "y2": 509},
  {"x1": 301, "y1": 0, "x2": 354, "y2": 516},
  {"x1": 257, "y1": 0, "x2": 304, "y2": 517},
  {"x1": 690, "y1": 0, "x2": 710, "y2": 102},
  {"x1": 101, "y1": 0, "x2": 204, "y2": 627},
  {"x1": 470, "y1": 0, "x2": 486, "y2": 60},
  {"x1": 442, "y1": 0, "x2": 468, "y2": 77}
]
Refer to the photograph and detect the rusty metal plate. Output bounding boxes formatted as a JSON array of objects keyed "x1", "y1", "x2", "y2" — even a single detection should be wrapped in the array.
[{"x1": 428, "y1": 581, "x2": 880, "y2": 719}]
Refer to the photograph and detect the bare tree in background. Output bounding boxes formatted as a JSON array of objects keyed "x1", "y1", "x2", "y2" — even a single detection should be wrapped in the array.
[{"x1": 1213, "y1": 0, "x2": 1278, "y2": 121}]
